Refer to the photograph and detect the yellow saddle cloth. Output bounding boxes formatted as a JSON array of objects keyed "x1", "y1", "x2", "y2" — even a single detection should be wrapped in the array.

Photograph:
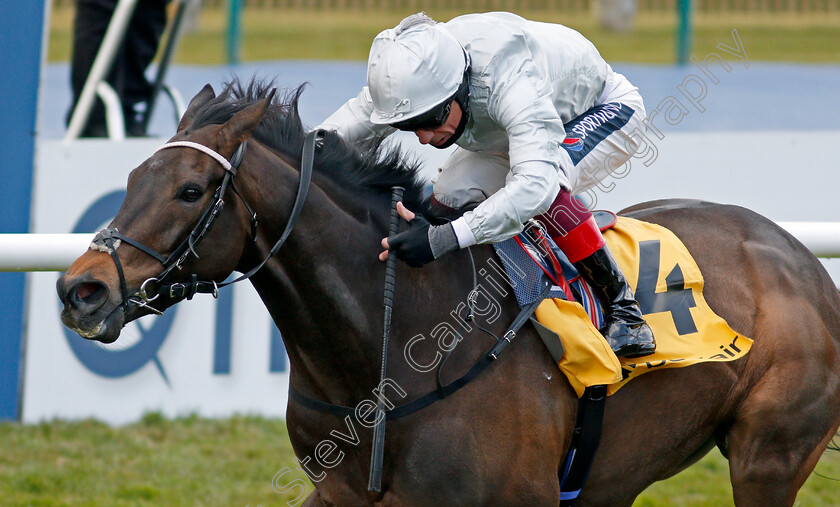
[{"x1": 536, "y1": 217, "x2": 752, "y2": 397}]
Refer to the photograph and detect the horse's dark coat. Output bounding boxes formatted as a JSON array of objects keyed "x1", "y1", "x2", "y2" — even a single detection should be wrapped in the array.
[{"x1": 57, "y1": 80, "x2": 840, "y2": 506}]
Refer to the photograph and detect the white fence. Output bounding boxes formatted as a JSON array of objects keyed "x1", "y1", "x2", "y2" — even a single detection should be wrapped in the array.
[
  {"x1": 776, "y1": 223, "x2": 840, "y2": 259},
  {"x1": 0, "y1": 234, "x2": 94, "y2": 272},
  {"x1": 2, "y1": 222, "x2": 840, "y2": 273}
]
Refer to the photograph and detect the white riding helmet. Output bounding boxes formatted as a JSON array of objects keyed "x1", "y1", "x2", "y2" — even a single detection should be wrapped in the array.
[{"x1": 367, "y1": 18, "x2": 468, "y2": 125}]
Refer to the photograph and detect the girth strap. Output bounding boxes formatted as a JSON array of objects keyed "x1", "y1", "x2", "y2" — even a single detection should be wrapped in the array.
[
  {"x1": 559, "y1": 384, "x2": 607, "y2": 505},
  {"x1": 289, "y1": 282, "x2": 553, "y2": 421}
]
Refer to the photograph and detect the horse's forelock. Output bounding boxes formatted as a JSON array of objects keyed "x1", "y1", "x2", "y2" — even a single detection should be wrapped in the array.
[{"x1": 186, "y1": 77, "x2": 430, "y2": 214}]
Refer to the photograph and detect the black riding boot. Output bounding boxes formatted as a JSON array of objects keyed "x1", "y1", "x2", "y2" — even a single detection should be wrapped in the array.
[{"x1": 574, "y1": 245, "x2": 656, "y2": 358}]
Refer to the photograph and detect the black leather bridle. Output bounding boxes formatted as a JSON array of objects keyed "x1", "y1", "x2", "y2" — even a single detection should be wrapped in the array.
[
  {"x1": 89, "y1": 127, "x2": 556, "y2": 492},
  {"x1": 90, "y1": 129, "x2": 321, "y2": 316}
]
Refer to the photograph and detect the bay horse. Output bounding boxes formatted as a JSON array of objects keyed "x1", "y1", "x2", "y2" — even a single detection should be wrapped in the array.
[{"x1": 57, "y1": 80, "x2": 840, "y2": 506}]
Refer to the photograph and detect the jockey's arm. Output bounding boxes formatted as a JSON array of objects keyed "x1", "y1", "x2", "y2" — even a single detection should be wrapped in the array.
[
  {"x1": 451, "y1": 158, "x2": 561, "y2": 247},
  {"x1": 452, "y1": 86, "x2": 573, "y2": 248},
  {"x1": 317, "y1": 87, "x2": 395, "y2": 144}
]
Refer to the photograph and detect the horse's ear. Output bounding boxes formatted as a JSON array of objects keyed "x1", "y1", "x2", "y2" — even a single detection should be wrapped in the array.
[
  {"x1": 177, "y1": 84, "x2": 216, "y2": 132},
  {"x1": 217, "y1": 89, "x2": 275, "y2": 154}
]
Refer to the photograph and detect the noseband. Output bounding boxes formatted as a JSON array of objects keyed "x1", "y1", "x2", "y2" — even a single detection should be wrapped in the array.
[{"x1": 90, "y1": 130, "x2": 320, "y2": 315}]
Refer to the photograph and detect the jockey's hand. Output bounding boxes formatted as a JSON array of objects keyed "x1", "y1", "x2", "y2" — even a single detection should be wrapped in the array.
[{"x1": 380, "y1": 202, "x2": 459, "y2": 267}]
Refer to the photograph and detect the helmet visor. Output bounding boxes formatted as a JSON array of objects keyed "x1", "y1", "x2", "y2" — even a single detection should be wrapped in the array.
[{"x1": 391, "y1": 100, "x2": 452, "y2": 131}]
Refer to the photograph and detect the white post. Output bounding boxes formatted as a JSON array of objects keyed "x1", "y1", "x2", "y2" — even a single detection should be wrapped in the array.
[
  {"x1": 97, "y1": 82, "x2": 126, "y2": 141},
  {"x1": 64, "y1": 0, "x2": 139, "y2": 142},
  {"x1": 0, "y1": 234, "x2": 94, "y2": 272}
]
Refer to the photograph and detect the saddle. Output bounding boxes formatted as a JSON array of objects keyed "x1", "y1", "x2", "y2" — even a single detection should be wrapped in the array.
[
  {"x1": 493, "y1": 214, "x2": 752, "y2": 397},
  {"x1": 501, "y1": 210, "x2": 617, "y2": 320}
]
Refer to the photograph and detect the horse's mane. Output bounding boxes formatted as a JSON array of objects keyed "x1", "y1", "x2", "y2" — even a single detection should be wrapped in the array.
[{"x1": 188, "y1": 77, "x2": 431, "y2": 213}]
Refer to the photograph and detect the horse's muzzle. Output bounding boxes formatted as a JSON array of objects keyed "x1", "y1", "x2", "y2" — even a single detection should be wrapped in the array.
[{"x1": 57, "y1": 273, "x2": 125, "y2": 343}]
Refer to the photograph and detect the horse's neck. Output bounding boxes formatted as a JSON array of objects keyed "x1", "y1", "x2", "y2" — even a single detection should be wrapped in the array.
[
  {"x1": 244, "y1": 166, "x2": 395, "y2": 402},
  {"x1": 240, "y1": 153, "x2": 523, "y2": 406}
]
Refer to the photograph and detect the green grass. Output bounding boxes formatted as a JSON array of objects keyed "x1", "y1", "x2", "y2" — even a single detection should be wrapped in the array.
[
  {"x1": 0, "y1": 415, "x2": 308, "y2": 506},
  {"x1": 638, "y1": 446, "x2": 840, "y2": 506},
  {"x1": 1, "y1": 415, "x2": 838, "y2": 505},
  {"x1": 47, "y1": 7, "x2": 840, "y2": 65}
]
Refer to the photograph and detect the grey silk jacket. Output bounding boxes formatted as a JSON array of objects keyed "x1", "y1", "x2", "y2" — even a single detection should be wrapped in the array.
[{"x1": 319, "y1": 12, "x2": 611, "y2": 245}]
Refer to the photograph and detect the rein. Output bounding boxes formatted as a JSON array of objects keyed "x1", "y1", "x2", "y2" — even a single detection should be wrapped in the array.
[
  {"x1": 91, "y1": 129, "x2": 322, "y2": 313},
  {"x1": 289, "y1": 281, "x2": 552, "y2": 421},
  {"x1": 94, "y1": 128, "x2": 552, "y2": 491}
]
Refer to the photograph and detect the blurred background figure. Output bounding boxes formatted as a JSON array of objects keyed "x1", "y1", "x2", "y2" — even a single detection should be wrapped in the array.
[
  {"x1": 599, "y1": 0, "x2": 636, "y2": 32},
  {"x1": 67, "y1": 0, "x2": 168, "y2": 137}
]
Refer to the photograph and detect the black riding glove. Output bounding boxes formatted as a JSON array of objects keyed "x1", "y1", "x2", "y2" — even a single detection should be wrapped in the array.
[{"x1": 389, "y1": 216, "x2": 459, "y2": 268}]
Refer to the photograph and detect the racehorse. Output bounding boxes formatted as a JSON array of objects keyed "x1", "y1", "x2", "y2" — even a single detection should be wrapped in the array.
[{"x1": 57, "y1": 80, "x2": 840, "y2": 506}]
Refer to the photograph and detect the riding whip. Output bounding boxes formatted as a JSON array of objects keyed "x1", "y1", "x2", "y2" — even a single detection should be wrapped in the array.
[{"x1": 368, "y1": 185, "x2": 404, "y2": 492}]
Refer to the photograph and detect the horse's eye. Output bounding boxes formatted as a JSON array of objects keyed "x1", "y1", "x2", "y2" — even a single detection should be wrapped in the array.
[{"x1": 180, "y1": 186, "x2": 203, "y2": 202}]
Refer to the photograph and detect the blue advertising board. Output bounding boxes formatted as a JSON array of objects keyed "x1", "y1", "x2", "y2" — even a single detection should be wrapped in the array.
[{"x1": 0, "y1": 1, "x2": 46, "y2": 421}]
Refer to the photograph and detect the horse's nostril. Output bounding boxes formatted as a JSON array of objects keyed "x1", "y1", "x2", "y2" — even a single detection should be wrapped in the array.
[
  {"x1": 69, "y1": 281, "x2": 109, "y2": 311},
  {"x1": 75, "y1": 283, "x2": 98, "y2": 302}
]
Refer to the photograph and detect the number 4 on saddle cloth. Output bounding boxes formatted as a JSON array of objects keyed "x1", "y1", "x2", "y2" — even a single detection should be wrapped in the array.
[{"x1": 493, "y1": 212, "x2": 753, "y2": 398}]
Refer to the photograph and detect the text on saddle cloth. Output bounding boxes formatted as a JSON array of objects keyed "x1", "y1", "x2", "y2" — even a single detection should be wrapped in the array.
[{"x1": 493, "y1": 216, "x2": 753, "y2": 397}]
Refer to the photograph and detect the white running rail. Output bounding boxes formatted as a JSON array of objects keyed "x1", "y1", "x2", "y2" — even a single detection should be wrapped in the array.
[
  {"x1": 0, "y1": 223, "x2": 838, "y2": 272},
  {"x1": 0, "y1": 234, "x2": 94, "y2": 272},
  {"x1": 777, "y1": 222, "x2": 840, "y2": 259}
]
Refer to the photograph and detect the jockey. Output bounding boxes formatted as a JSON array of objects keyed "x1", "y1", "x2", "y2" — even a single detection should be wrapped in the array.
[{"x1": 319, "y1": 12, "x2": 655, "y2": 358}]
